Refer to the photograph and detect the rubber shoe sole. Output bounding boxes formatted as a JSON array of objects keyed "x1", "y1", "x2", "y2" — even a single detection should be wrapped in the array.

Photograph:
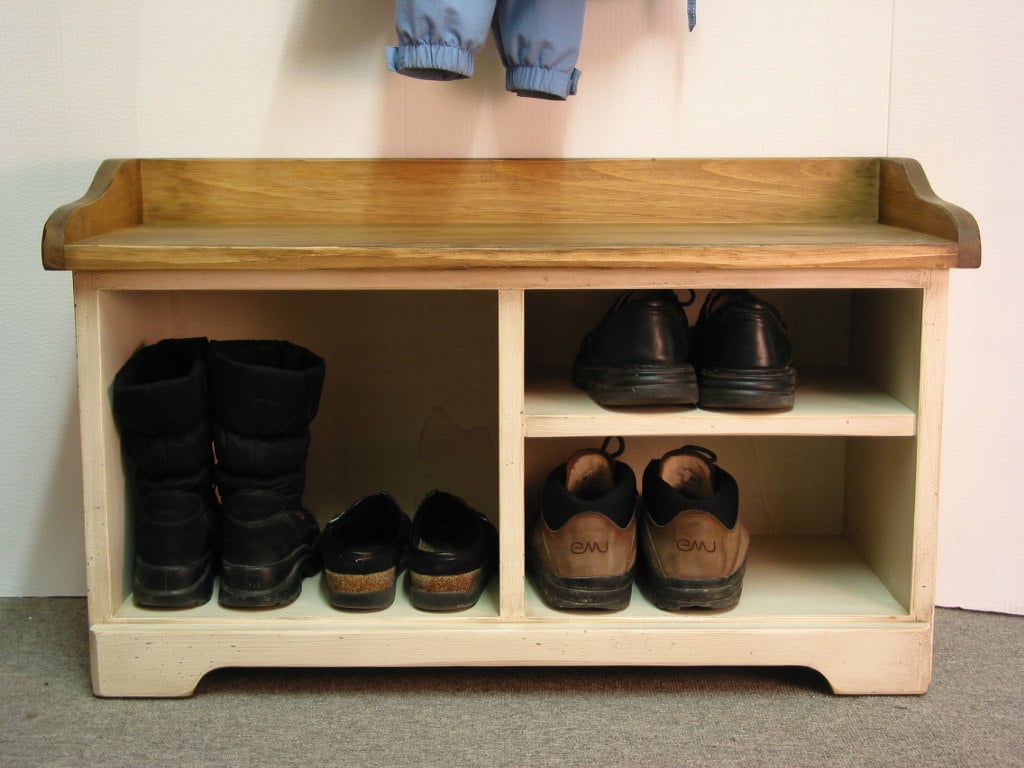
[
  {"x1": 643, "y1": 562, "x2": 746, "y2": 610},
  {"x1": 531, "y1": 567, "x2": 633, "y2": 611},
  {"x1": 325, "y1": 566, "x2": 400, "y2": 611},
  {"x1": 697, "y1": 367, "x2": 795, "y2": 410},
  {"x1": 408, "y1": 562, "x2": 493, "y2": 611},
  {"x1": 573, "y1": 364, "x2": 698, "y2": 407},
  {"x1": 527, "y1": 541, "x2": 634, "y2": 611}
]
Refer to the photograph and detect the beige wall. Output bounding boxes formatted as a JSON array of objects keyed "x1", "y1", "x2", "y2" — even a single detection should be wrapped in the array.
[{"x1": 2, "y1": 0, "x2": 1020, "y2": 613}]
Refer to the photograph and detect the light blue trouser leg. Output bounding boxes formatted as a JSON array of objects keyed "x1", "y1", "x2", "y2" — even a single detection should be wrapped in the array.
[
  {"x1": 387, "y1": 1, "x2": 499, "y2": 80},
  {"x1": 493, "y1": 0, "x2": 586, "y2": 100},
  {"x1": 387, "y1": 0, "x2": 587, "y2": 99},
  {"x1": 387, "y1": 1, "x2": 691, "y2": 94}
]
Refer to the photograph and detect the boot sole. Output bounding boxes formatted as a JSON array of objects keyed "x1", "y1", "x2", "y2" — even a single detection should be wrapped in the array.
[
  {"x1": 573, "y1": 364, "x2": 698, "y2": 407},
  {"x1": 697, "y1": 367, "x2": 796, "y2": 410},
  {"x1": 133, "y1": 556, "x2": 216, "y2": 609},
  {"x1": 643, "y1": 562, "x2": 746, "y2": 611},
  {"x1": 218, "y1": 546, "x2": 321, "y2": 608}
]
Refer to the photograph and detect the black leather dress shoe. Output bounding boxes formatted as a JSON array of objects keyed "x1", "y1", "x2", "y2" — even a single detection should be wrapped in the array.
[
  {"x1": 571, "y1": 290, "x2": 699, "y2": 406},
  {"x1": 692, "y1": 290, "x2": 796, "y2": 409}
]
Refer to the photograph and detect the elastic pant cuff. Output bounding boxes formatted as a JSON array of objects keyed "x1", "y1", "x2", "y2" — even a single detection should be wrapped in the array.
[
  {"x1": 387, "y1": 44, "x2": 475, "y2": 81},
  {"x1": 505, "y1": 66, "x2": 581, "y2": 100}
]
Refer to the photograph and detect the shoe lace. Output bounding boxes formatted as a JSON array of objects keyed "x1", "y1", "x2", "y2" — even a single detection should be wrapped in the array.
[
  {"x1": 600, "y1": 436, "x2": 626, "y2": 458},
  {"x1": 678, "y1": 289, "x2": 697, "y2": 308},
  {"x1": 672, "y1": 444, "x2": 717, "y2": 465}
]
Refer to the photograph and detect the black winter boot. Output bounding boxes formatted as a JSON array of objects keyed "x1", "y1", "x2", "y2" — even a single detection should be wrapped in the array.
[
  {"x1": 112, "y1": 338, "x2": 219, "y2": 608},
  {"x1": 208, "y1": 340, "x2": 326, "y2": 608}
]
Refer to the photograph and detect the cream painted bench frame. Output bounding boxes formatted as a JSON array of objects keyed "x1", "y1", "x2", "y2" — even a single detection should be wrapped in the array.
[{"x1": 43, "y1": 158, "x2": 979, "y2": 697}]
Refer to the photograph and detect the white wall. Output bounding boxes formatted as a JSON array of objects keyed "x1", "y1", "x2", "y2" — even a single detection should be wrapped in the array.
[{"x1": 2, "y1": 1, "x2": 1021, "y2": 613}]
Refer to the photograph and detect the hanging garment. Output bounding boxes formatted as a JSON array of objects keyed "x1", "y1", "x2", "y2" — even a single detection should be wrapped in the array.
[
  {"x1": 387, "y1": 0, "x2": 587, "y2": 100},
  {"x1": 386, "y1": 1, "x2": 697, "y2": 99}
]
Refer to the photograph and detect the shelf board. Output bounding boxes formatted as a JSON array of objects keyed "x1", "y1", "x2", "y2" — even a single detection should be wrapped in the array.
[
  {"x1": 525, "y1": 368, "x2": 916, "y2": 437},
  {"x1": 113, "y1": 536, "x2": 905, "y2": 627},
  {"x1": 526, "y1": 535, "x2": 909, "y2": 621},
  {"x1": 114, "y1": 575, "x2": 504, "y2": 624}
]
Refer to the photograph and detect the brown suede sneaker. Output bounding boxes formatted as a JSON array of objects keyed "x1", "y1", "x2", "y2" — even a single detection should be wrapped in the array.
[
  {"x1": 640, "y1": 445, "x2": 749, "y2": 610},
  {"x1": 528, "y1": 443, "x2": 639, "y2": 610}
]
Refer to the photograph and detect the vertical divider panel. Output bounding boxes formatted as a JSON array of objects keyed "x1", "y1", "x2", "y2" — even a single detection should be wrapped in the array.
[
  {"x1": 73, "y1": 274, "x2": 118, "y2": 624},
  {"x1": 498, "y1": 289, "x2": 526, "y2": 619},
  {"x1": 844, "y1": 283, "x2": 923, "y2": 612},
  {"x1": 910, "y1": 270, "x2": 949, "y2": 620}
]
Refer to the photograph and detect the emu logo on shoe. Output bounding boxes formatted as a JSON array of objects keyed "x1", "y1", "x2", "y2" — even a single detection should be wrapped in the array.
[
  {"x1": 570, "y1": 540, "x2": 609, "y2": 554},
  {"x1": 677, "y1": 538, "x2": 716, "y2": 552}
]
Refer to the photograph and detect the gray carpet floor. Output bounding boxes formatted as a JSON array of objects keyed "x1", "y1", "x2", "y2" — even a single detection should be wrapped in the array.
[{"x1": 1, "y1": 599, "x2": 1021, "y2": 768}]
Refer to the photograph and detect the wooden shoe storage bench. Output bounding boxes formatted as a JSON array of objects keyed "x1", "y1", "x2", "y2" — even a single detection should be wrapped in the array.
[{"x1": 43, "y1": 158, "x2": 979, "y2": 697}]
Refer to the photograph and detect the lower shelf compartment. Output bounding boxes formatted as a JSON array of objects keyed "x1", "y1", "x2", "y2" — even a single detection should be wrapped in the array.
[
  {"x1": 113, "y1": 536, "x2": 906, "y2": 624},
  {"x1": 525, "y1": 536, "x2": 907, "y2": 620}
]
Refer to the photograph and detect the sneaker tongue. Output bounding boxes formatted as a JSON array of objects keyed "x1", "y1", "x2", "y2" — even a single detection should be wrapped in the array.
[
  {"x1": 660, "y1": 452, "x2": 714, "y2": 498},
  {"x1": 565, "y1": 449, "x2": 614, "y2": 500}
]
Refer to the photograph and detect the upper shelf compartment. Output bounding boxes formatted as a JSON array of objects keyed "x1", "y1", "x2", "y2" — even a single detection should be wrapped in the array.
[{"x1": 42, "y1": 158, "x2": 980, "y2": 272}]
